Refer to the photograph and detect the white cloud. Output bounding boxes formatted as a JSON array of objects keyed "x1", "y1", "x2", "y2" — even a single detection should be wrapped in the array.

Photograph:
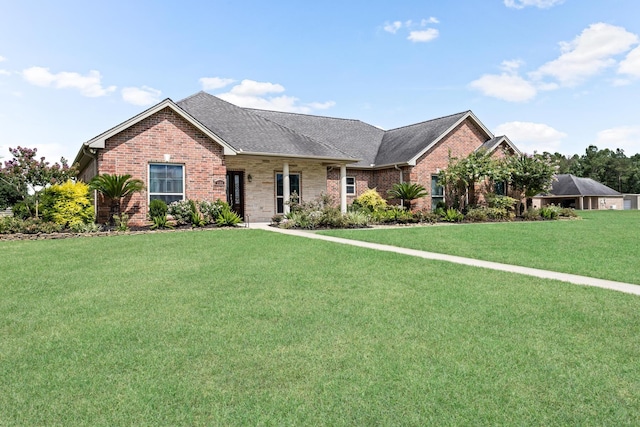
[
  {"x1": 0, "y1": 69, "x2": 10, "y2": 76},
  {"x1": 504, "y1": 0, "x2": 564, "y2": 9},
  {"x1": 531, "y1": 23, "x2": 639, "y2": 86},
  {"x1": 227, "y1": 79, "x2": 285, "y2": 96},
  {"x1": 199, "y1": 77, "x2": 236, "y2": 90},
  {"x1": 408, "y1": 29, "x2": 439, "y2": 43},
  {"x1": 0, "y1": 55, "x2": 5, "y2": 62},
  {"x1": 596, "y1": 125, "x2": 640, "y2": 153},
  {"x1": 213, "y1": 79, "x2": 335, "y2": 114},
  {"x1": 383, "y1": 21, "x2": 402, "y2": 34},
  {"x1": 619, "y1": 46, "x2": 640, "y2": 77},
  {"x1": 22, "y1": 66, "x2": 116, "y2": 97},
  {"x1": 495, "y1": 121, "x2": 568, "y2": 153},
  {"x1": 422, "y1": 17, "x2": 439, "y2": 25},
  {"x1": 121, "y1": 86, "x2": 162, "y2": 106},
  {"x1": 469, "y1": 61, "x2": 538, "y2": 102}
]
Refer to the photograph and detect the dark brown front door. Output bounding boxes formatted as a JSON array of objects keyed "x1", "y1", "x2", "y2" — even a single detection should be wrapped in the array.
[{"x1": 226, "y1": 171, "x2": 244, "y2": 219}]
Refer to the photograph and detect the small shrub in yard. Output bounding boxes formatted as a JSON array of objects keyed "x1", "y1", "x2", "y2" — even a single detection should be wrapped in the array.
[
  {"x1": 113, "y1": 213, "x2": 130, "y2": 231},
  {"x1": 486, "y1": 207, "x2": 512, "y2": 221},
  {"x1": 540, "y1": 205, "x2": 560, "y2": 220},
  {"x1": 168, "y1": 200, "x2": 193, "y2": 225},
  {"x1": 199, "y1": 200, "x2": 226, "y2": 223},
  {"x1": 216, "y1": 206, "x2": 242, "y2": 227},
  {"x1": 271, "y1": 214, "x2": 284, "y2": 225},
  {"x1": 559, "y1": 207, "x2": 578, "y2": 218},
  {"x1": 465, "y1": 208, "x2": 488, "y2": 222},
  {"x1": 522, "y1": 208, "x2": 541, "y2": 221},
  {"x1": 442, "y1": 208, "x2": 464, "y2": 223},
  {"x1": 149, "y1": 199, "x2": 168, "y2": 220},
  {"x1": 343, "y1": 211, "x2": 370, "y2": 227},
  {"x1": 69, "y1": 222, "x2": 103, "y2": 233},
  {"x1": 414, "y1": 209, "x2": 439, "y2": 224},
  {"x1": 353, "y1": 188, "x2": 387, "y2": 212},
  {"x1": 0, "y1": 217, "x2": 62, "y2": 234}
]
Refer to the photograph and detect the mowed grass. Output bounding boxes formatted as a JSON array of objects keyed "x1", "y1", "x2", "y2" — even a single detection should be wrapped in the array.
[
  {"x1": 322, "y1": 210, "x2": 640, "y2": 284},
  {"x1": 1, "y1": 229, "x2": 640, "y2": 425}
]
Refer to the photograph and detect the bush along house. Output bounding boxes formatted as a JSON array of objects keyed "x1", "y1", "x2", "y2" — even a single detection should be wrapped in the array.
[{"x1": 74, "y1": 91, "x2": 520, "y2": 225}]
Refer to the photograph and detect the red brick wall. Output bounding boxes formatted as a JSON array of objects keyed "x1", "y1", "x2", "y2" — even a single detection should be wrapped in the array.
[
  {"x1": 94, "y1": 107, "x2": 227, "y2": 225},
  {"x1": 326, "y1": 168, "x2": 375, "y2": 204},
  {"x1": 409, "y1": 118, "x2": 488, "y2": 211}
]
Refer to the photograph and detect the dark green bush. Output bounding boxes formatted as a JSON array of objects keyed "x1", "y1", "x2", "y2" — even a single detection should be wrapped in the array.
[
  {"x1": 540, "y1": 205, "x2": 560, "y2": 220},
  {"x1": 149, "y1": 199, "x2": 168, "y2": 220},
  {"x1": 522, "y1": 208, "x2": 541, "y2": 221},
  {"x1": 442, "y1": 208, "x2": 464, "y2": 222},
  {"x1": 465, "y1": 208, "x2": 488, "y2": 222}
]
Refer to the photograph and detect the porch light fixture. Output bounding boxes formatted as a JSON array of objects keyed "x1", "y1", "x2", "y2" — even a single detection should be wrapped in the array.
[{"x1": 248, "y1": 174, "x2": 253, "y2": 182}]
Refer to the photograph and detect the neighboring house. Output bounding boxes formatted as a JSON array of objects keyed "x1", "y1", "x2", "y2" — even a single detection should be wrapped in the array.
[
  {"x1": 623, "y1": 194, "x2": 640, "y2": 210},
  {"x1": 532, "y1": 174, "x2": 624, "y2": 210},
  {"x1": 74, "y1": 91, "x2": 520, "y2": 225}
]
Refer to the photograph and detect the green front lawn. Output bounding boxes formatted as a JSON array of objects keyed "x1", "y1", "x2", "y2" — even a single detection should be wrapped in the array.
[
  {"x1": 322, "y1": 210, "x2": 640, "y2": 284},
  {"x1": 1, "y1": 229, "x2": 639, "y2": 425}
]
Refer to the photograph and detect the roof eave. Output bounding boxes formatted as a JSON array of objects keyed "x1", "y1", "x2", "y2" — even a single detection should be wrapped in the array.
[{"x1": 237, "y1": 150, "x2": 361, "y2": 164}]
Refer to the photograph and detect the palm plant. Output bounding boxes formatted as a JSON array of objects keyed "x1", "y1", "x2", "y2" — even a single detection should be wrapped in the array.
[
  {"x1": 89, "y1": 173, "x2": 144, "y2": 223},
  {"x1": 387, "y1": 182, "x2": 429, "y2": 210}
]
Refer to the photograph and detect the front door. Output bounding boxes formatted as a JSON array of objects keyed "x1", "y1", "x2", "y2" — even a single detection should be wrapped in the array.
[{"x1": 226, "y1": 171, "x2": 244, "y2": 219}]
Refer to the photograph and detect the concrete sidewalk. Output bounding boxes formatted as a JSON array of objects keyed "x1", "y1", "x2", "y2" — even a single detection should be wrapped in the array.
[{"x1": 249, "y1": 223, "x2": 640, "y2": 296}]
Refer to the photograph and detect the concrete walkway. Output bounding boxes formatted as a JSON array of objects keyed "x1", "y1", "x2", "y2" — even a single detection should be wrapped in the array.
[{"x1": 249, "y1": 223, "x2": 640, "y2": 296}]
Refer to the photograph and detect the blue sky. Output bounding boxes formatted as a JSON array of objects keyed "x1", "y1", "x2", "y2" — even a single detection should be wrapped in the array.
[{"x1": 1, "y1": 0, "x2": 640, "y2": 164}]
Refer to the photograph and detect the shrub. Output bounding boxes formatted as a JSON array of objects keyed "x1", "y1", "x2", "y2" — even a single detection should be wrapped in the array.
[
  {"x1": 414, "y1": 210, "x2": 439, "y2": 224},
  {"x1": 216, "y1": 206, "x2": 242, "y2": 227},
  {"x1": 271, "y1": 214, "x2": 284, "y2": 225},
  {"x1": 12, "y1": 200, "x2": 34, "y2": 219},
  {"x1": 189, "y1": 200, "x2": 207, "y2": 227},
  {"x1": 168, "y1": 200, "x2": 193, "y2": 225},
  {"x1": 559, "y1": 208, "x2": 578, "y2": 218},
  {"x1": 442, "y1": 208, "x2": 464, "y2": 222},
  {"x1": 522, "y1": 208, "x2": 541, "y2": 221},
  {"x1": 40, "y1": 180, "x2": 94, "y2": 229},
  {"x1": 485, "y1": 194, "x2": 517, "y2": 211},
  {"x1": 485, "y1": 207, "x2": 512, "y2": 221},
  {"x1": 199, "y1": 200, "x2": 227, "y2": 223},
  {"x1": 465, "y1": 208, "x2": 488, "y2": 222},
  {"x1": 343, "y1": 211, "x2": 370, "y2": 227},
  {"x1": 0, "y1": 217, "x2": 62, "y2": 234},
  {"x1": 113, "y1": 213, "x2": 130, "y2": 231},
  {"x1": 69, "y1": 222, "x2": 103, "y2": 233},
  {"x1": 540, "y1": 205, "x2": 560, "y2": 220},
  {"x1": 353, "y1": 188, "x2": 387, "y2": 212},
  {"x1": 149, "y1": 199, "x2": 168, "y2": 220}
]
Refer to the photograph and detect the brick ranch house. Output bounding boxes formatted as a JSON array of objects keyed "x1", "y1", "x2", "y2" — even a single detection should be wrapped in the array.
[{"x1": 74, "y1": 91, "x2": 520, "y2": 225}]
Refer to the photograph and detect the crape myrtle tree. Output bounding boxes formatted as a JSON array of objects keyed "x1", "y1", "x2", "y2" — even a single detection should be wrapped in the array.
[
  {"x1": 0, "y1": 146, "x2": 76, "y2": 216},
  {"x1": 506, "y1": 153, "x2": 556, "y2": 215},
  {"x1": 437, "y1": 149, "x2": 508, "y2": 211}
]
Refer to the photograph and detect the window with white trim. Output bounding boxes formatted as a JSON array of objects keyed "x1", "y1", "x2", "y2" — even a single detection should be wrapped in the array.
[
  {"x1": 346, "y1": 176, "x2": 356, "y2": 195},
  {"x1": 149, "y1": 164, "x2": 184, "y2": 204},
  {"x1": 276, "y1": 172, "x2": 300, "y2": 214},
  {"x1": 431, "y1": 174, "x2": 444, "y2": 209}
]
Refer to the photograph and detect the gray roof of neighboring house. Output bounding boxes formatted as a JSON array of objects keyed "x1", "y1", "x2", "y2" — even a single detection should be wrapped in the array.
[
  {"x1": 543, "y1": 174, "x2": 621, "y2": 197},
  {"x1": 176, "y1": 92, "x2": 356, "y2": 161}
]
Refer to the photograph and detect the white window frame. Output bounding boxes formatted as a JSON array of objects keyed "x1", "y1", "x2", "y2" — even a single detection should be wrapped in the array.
[
  {"x1": 346, "y1": 176, "x2": 356, "y2": 195},
  {"x1": 431, "y1": 174, "x2": 444, "y2": 209},
  {"x1": 148, "y1": 163, "x2": 185, "y2": 205}
]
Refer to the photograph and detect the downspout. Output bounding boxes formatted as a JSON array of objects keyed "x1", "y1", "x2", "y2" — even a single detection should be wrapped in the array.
[{"x1": 394, "y1": 164, "x2": 403, "y2": 208}]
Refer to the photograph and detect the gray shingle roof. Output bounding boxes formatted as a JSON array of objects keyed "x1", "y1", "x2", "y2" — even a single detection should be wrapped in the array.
[
  {"x1": 248, "y1": 109, "x2": 384, "y2": 167},
  {"x1": 375, "y1": 112, "x2": 470, "y2": 166},
  {"x1": 175, "y1": 92, "x2": 498, "y2": 167},
  {"x1": 176, "y1": 92, "x2": 356, "y2": 161},
  {"x1": 546, "y1": 174, "x2": 621, "y2": 196}
]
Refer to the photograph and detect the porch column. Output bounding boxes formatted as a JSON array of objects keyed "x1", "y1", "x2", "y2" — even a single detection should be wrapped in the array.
[
  {"x1": 340, "y1": 164, "x2": 347, "y2": 214},
  {"x1": 283, "y1": 161, "x2": 290, "y2": 215}
]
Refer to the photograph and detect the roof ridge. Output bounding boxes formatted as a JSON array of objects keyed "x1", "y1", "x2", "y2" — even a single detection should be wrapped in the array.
[
  {"x1": 175, "y1": 90, "x2": 209, "y2": 104},
  {"x1": 246, "y1": 107, "x2": 370, "y2": 124},
  {"x1": 384, "y1": 110, "x2": 470, "y2": 132}
]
